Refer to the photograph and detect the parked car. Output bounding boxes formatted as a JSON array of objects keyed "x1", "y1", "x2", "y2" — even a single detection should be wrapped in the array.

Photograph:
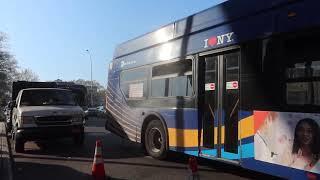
[
  {"x1": 97, "y1": 106, "x2": 106, "y2": 113},
  {"x1": 97, "y1": 106, "x2": 107, "y2": 118}
]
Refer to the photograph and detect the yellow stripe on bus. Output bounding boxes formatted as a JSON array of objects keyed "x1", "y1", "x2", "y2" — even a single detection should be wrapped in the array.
[
  {"x1": 239, "y1": 115, "x2": 254, "y2": 140},
  {"x1": 168, "y1": 115, "x2": 254, "y2": 147},
  {"x1": 168, "y1": 128, "x2": 199, "y2": 147}
]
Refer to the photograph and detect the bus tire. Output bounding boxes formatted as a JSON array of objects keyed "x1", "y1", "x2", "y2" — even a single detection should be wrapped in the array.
[{"x1": 144, "y1": 119, "x2": 167, "y2": 159}]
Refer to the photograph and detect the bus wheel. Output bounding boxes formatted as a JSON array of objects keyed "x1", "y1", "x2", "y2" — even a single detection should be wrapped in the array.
[{"x1": 145, "y1": 119, "x2": 167, "y2": 159}]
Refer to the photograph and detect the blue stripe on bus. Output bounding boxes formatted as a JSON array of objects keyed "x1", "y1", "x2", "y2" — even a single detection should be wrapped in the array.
[
  {"x1": 159, "y1": 109, "x2": 199, "y2": 129},
  {"x1": 200, "y1": 143, "x2": 254, "y2": 159},
  {"x1": 169, "y1": 136, "x2": 254, "y2": 153},
  {"x1": 185, "y1": 151, "x2": 199, "y2": 156},
  {"x1": 239, "y1": 110, "x2": 253, "y2": 119},
  {"x1": 241, "y1": 136, "x2": 254, "y2": 145},
  {"x1": 172, "y1": 143, "x2": 254, "y2": 160},
  {"x1": 240, "y1": 143, "x2": 254, "y2": 159}
]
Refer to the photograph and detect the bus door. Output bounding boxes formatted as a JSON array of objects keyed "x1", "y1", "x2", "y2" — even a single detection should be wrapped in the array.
[{"x1": 199, "y1": 49, "x2": 240, "y2": 161}]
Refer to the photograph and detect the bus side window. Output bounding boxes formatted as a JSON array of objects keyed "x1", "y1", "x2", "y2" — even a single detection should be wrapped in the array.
[
  {"x1": 120, "y1": 67, "x2": 148, "y2": 99},
  {"x1": 284, "y1": 35, "x2": 320, "y2": 107},
  {"x1": 151, "y1": 59, "x2": 193, "y2": 97},
  {"x1": 261, "y1": 32, "x2": 320, "y2": 112}
]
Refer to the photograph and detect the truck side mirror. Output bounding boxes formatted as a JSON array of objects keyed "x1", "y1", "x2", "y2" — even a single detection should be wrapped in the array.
[
  {"x1": 11, "y1": 100, "x2": 16, "y2": 108},
  {"x1": 7, "y1": 102, "x2": 12, "y2": 109}
]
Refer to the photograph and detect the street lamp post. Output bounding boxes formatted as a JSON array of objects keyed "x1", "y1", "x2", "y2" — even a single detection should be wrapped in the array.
[{"x1": 85, "y1": 49, "x2": 93, "y2": 107}]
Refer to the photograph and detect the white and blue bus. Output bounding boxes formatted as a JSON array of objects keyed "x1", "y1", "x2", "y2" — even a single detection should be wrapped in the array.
[{"x1": 105, "y1": 0, "x2": 320, "y2": 179}]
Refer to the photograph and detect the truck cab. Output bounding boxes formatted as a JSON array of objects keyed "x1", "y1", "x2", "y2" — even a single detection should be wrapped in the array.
[{"x1": 11, "y1": 87, "x2": 85, "y2": 152}]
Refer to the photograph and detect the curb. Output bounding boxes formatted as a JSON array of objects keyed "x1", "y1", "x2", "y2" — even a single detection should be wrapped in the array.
[{"x1": 0, "y1": 122, "x2": 13, "y2": 180}]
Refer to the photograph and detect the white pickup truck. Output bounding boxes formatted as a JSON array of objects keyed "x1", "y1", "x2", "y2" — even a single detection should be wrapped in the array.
[{"x1": 11, "y1": 87, "x2": 85, "y2": 152}]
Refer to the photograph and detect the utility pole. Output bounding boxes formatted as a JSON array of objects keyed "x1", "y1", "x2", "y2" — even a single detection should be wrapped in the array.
[{"x1": 85, "y1": 49, "x2": 93, "y2": 107}]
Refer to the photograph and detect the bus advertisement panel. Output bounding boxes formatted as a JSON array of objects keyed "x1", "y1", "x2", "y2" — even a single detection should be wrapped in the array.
[{"x1": 255, "y1": 111, "x2": 320, "y2": 174}]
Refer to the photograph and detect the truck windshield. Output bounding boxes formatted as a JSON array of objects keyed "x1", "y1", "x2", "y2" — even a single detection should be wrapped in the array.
[{"x1": 20, "y1": 89, "x2": 76, "y2": 106}]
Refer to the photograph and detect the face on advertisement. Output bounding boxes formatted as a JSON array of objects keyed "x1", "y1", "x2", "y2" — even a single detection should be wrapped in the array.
[
  {"x1": 297, "y1": 122, "x2": 313, "y2": 145},
  {"x1": 293, "y1": 118, "x2": 320, "y2": 159}
]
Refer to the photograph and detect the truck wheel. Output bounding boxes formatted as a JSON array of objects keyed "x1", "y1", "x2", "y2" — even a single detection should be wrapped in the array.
[
  {"x1": 73, "y1": 132, "x2": 84, "y2": 146},
  {"x1": 144, "y1": 120, "x2": 167, "y2": 159},
  {"x1": 14, "y1": 137, "x2": 24, "y2": 153},
  {"x1": 12, "y1": 125, "x2": 24, "y2": 153}
]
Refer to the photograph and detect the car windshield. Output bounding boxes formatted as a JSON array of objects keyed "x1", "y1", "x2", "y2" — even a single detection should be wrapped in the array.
[{"x1": 20, "y1": 89, "x2": 76, "y2": 106}]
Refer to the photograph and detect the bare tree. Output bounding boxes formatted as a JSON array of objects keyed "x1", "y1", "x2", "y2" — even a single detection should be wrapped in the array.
[
  {"x1": 0, "y1": 32, "x2": 18, "y2": 105},
  {"x1": 72, "y1": 79, "x2": 104, "y2": 90},
  {"x1": 15, "y1": 68, "x2": 39, "y2": 82},
  {"x1": 72, "y1": 79, "x2": 105, "y2": 107},
  {"x1": 0, "y1": 32, "x2": 40, "y2": 108}
]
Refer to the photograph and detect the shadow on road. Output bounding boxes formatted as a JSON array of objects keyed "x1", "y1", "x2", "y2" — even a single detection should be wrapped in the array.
[
  {"x1": 12, "y1": 116, "x2": 145, "y2": 161},
  {"x1": 14, "y1": 161, "x2": 90, "y2": 180},
  {"x1": 16, "y1": 132, "x2": 145, "y2": 160},
  {"x1": 11, "y1": 116, "x2": 144, "y2": 159}
]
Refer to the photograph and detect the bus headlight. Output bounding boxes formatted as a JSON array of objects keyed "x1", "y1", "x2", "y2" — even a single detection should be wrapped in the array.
[{"x1": 21, "y1": 116, "x2": 34, "y2": 124}]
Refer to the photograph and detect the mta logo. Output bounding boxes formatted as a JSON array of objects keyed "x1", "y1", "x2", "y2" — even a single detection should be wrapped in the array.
[{"x1": 120, "y1": 60, "x2": 136, "y2": 68}]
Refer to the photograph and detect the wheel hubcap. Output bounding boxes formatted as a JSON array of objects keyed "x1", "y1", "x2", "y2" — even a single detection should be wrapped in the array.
[{"x1": 148, "y1": 127, "x2": 162, "y2": 153}]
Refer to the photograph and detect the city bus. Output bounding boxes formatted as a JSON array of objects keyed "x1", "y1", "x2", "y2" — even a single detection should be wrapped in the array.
[{"x1": 105, "y1": 0, "x2": 320, "y2": 179}]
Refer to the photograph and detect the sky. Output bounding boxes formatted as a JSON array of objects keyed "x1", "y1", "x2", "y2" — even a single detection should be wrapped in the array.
[{"x1": 0, "y1": 0, "x2": 227, "y2": 87}]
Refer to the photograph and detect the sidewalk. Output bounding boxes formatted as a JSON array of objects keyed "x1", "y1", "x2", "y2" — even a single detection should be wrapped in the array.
[{"x1": 0, "y1": 121, "x2": 13, "y2": 180}]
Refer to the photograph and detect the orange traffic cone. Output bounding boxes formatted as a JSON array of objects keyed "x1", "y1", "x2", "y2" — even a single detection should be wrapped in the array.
[
  {"x1": 92, "y1": 140, "x2": 106, "y2": 180},
  {"x1": 188, "y1": 157, "x2": 200, "y2": 180}
]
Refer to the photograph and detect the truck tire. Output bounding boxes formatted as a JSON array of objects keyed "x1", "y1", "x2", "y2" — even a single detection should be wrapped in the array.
[
  {"x1": 73, "y1": 132, "x2": 84, "y2": 146},
  {"x1": 144, "y1": 119, "x2": 167, "y2": 159},
  {"x1": 14, "y1": 136, "x2": 24, "y2": 153},
  {"x1": 12, "y1": 125, "x2": 24, "y2": 153}
]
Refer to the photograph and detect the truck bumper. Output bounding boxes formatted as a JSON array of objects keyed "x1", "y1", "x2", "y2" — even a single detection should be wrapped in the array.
[{"x1": 16, "y1": 125, "x2": 84, "y2": 141}]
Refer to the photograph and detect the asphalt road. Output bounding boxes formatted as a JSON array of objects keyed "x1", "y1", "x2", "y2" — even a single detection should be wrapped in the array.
[{"x1": 11, "y1": 117, "x2": 278, "y2": 180}]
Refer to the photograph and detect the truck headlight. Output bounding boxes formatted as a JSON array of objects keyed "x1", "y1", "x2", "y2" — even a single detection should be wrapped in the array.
[{"x1": 21, "y1": 116, "x2": 34, "y2": 124}]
